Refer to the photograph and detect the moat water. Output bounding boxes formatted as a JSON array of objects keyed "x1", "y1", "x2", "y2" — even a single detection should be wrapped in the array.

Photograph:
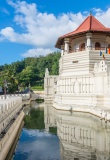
[
  {"x1": 12, "y1": 101, "x2": 110, "y2": 160},
  {"x1": 13, "y1": 102, "x2": 60, "y2": 160}
]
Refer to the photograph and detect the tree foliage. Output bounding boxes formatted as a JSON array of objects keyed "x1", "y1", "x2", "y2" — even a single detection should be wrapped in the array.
[{"x1": 0, "y1": 51, "x2": 61, "y2": 93}]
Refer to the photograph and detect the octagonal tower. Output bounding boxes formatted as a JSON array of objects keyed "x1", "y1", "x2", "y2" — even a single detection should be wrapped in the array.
[
  {"x1": 44, "y1": 14, "x2": 110, "y2": 113},
  {"x1": 55, "y1": 14, "x2": 110, "y2": 76}
]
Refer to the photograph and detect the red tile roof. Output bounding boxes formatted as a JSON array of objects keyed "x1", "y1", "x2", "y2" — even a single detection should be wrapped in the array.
[
  {"x1": 55, "y1": 15, "x2": 110, "y2": 48},
  {"x1": 65, "y1": 15, "x2": 110, "y2": 36}
]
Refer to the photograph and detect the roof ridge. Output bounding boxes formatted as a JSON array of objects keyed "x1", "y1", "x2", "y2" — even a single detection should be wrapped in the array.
[
  {"x1": 60, "y1": 15, "x2": 110, "y2": 39},
  {"x1": 91, "y1": 15, "x2": 106, "y2": 29},
  {"x1": 74, "y1": 16, "x2": 90, "y2": 32},
  {"x1": 89, "y1": 15, "x2": 92, "y2": 30}
]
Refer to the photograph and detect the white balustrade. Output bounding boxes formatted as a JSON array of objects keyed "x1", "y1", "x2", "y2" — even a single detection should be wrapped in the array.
[{"x1": 0, "y1": 96, "x2": 22, "y2": 134}]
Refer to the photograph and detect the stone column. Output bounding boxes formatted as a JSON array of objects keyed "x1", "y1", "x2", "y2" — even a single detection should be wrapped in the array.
[
  {"x1": 64, "y1": 38, "x2": 69, "y2": 53},
  {"x1": 45, "y1": 68, "x2": 49, "y2": 77},
  {"x1": 86, "y1": 33, "x2": 92, "y2": 50},
  {"x1": 61, "y1": 45, "x2": 64, "y2": 56}
]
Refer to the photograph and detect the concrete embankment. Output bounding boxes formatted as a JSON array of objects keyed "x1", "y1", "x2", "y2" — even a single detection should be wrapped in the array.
[
  {"x1": 0, "y1": 111, "x2": 24, "y2": 160},
  {"x1": 5, "y1": 121, "x2": 24, "y2": 160}
]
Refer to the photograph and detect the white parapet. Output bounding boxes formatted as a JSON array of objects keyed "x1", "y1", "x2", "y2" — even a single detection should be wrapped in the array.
[
  {"x1": 44, "y1": 47, "x2": 110, "y2": 118},
  {"x1": 0, "y1": 94, "x2": 30, "y2": 100},
  {"x1": 0, "y1": 96, "x2": 22, "y2": 134},
  {"x1": 0, "y1": 111, "x2": 24, "y2": 160}
]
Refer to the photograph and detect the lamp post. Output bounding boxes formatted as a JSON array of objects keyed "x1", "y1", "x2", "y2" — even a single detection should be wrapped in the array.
[
  {"x1": 4, "y1": 79, "x2": 7, "y2": 99},
  {"x1": 29, "y1": 83, "x2": 31, "y2": 91},
  {"x1": 29, "y1": 82, "x2": 31, "y2": 98}
]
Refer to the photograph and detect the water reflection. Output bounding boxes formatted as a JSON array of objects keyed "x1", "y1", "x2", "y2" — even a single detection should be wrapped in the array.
[
  {"x1": 23, "y1": 101, "x2": 44, "y2": 116},
  {"x1": 13, "y1": 102, "x2": 60, "y2": 160},
  {"x1": 13, "y1": 101, "x2": 110, "y2": 160},
  {"x1": 13, "y1": 128, "x2": 60, "y2": 160},
  {"x1": 44, "y1": 103, "x2": 110, "y2": 160}
]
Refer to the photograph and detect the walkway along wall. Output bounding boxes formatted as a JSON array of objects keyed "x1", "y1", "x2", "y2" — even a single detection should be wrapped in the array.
[
  {"x1": 0, "y1": 96, "x2": 24, "y2": 160},
  {"x1": 0, "y1": 111, "x2": 24, "y2": 160}
]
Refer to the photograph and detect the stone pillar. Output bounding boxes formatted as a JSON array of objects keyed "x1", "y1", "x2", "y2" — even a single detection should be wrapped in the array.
[
  {"x1": 61, "y1": 45, "x2": 64, "y2": 56},
  {"x1": 86, "y1": 33, "x2": 92, "y2": 50},
  {"x1": 45, "y1": 68, "x2": 49, "y2": 77},
  {"x1": 64, "y1": 38, "x2": 69, "y2": 53}
]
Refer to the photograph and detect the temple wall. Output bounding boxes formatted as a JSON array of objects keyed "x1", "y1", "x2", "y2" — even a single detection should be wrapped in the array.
[
  {"x1": 60, "y1": 50, "x2": 90, "y2": 76},
  {"x1": 44, "y1": 41, "x2": 110, "y2": 113},
  {"x1": 45, "y1": 62, "x2": 110, "y2": 110},
  {"x1": 60, "y1": 50, "x2": 110, "y2": 76},
  {"x1": 44, "y1": 75, "x2": 58, "y2": 101}
]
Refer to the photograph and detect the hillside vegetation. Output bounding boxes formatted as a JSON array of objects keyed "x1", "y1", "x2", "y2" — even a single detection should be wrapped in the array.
[{"x1": 0, "y1": 51, "x2": 61, "y2": 93}]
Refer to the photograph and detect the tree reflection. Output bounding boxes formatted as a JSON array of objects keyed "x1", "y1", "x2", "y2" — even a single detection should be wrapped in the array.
[
  {"x1": 24, "y1": 108, "x2": 45, "y2": 130},
  {"x1": 24, "y1": 108, "x2": 57, "y2": 135}
]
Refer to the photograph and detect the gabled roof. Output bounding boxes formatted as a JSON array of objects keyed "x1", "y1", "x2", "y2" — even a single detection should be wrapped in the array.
[{"x1": 55, "y1": 15, "x2": 110, "y2": 48}]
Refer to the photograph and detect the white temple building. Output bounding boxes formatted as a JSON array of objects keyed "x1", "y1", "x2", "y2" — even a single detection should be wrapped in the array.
[{"x1": 44, "y1": 14, "x2": 110, "y2": 118}]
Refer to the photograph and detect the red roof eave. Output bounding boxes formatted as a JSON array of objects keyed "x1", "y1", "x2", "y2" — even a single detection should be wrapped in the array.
[
  {"x1": 55, "y1": 15, "x2": 110, "y2": 49},
  {"x1": 55, "y1": 30, "x2": 110, "y2": 49}
]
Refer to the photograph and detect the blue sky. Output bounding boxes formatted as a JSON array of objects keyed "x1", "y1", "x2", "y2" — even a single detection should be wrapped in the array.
[{"x1": 0, "y1": 0, "x2": 110, "y2": 65}]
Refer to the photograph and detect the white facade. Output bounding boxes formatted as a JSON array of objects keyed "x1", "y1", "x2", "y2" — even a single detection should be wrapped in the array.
[
  {"x1": 44, "y1": 31, "x2": 110, "y2": 116},
  {"x1": 44, "y1": 15, "x2": 110, "y2": 158},
  {"x1": 44, "y1": 14, "x2": 110, "y2": 117},
  {"x1": 44, "y1": 68, "x2": 58, "y2": 102}
]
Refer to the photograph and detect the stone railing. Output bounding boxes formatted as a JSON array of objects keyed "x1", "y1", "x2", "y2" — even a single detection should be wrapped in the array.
[
  {"x1": 69, "y1": 47, "x2": 106, "y2": 53},
  {"x1": 0, "y1": 94, "x2": 31, "y2": 101},
  {"x1": 0, "y1": 111, "x2": 24, "y2": 160},
  {"x1": 56, "y1": 76, "x2": 94, "y2": 95},
  {"x1": 0, "y1": 97, "x2": 22, "y2": 134}
]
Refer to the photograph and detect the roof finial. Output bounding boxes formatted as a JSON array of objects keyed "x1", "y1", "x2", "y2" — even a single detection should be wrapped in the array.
[{"x1": 90, "y1": 11, "x2": 92, "y2": 16}]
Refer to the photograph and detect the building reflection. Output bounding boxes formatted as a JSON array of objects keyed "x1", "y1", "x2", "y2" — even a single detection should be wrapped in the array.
[{"x1": 44, "y1": 102, "x2": 110, "y2": 160}]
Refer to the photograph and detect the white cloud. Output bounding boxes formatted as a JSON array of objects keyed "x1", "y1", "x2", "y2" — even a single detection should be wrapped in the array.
[
  {"x1": 95, "y1": 8, "x2": 110, "y2": 27},
  {"x1": 1, "y1": 27, "x2": 19, "y2": 42},
  {"x1": 92, "y1": 8, "x2": 103, "y2": 13},
  {"x1": 24, "y1": 129, "x2": 52, "y2": 137},
  {"x1": 16, "y1": 129, "x2": 59, "y2": 160},
  {"x1": 1, "y1": 1, "x2": 110, "y2": 57},
  {"x1": 0, "y1": 0, "x2": 86, "y2": 49},
  {"x1": 21, "y1": 48, "x2": 55, "y2": 57}
]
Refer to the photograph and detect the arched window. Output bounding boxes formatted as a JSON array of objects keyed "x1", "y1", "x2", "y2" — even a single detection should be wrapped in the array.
[
  {"x1": 108, "y1": 44, "x2": 110, "y2": 48},
  {"x1": 80, "y1": 43, "x2": 85, "y2": 51},
  {"x1": 95, "y1": 42, "x2": 100, "y2": 50}
]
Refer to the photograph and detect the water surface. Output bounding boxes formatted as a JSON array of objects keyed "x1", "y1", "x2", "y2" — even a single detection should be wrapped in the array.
[
  {"x1": 13, "y1": 103, "x2": 60, "y2": 160},
  {"x1": 13, "y1": 101, "x2": 110, "y2": 160}
]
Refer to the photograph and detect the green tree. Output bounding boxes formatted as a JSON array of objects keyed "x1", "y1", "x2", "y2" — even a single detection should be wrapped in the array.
[{"x1": 0, "y1": 51, "x2": 61, "y2": 91}]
